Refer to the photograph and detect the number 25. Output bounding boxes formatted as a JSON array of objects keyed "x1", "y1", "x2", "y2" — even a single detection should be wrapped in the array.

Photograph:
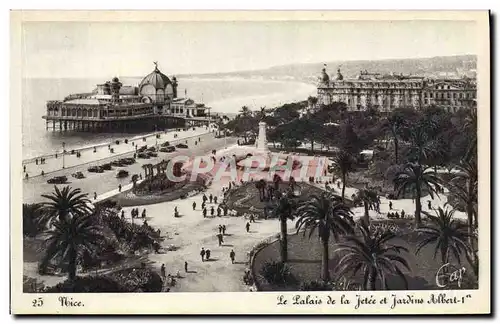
[{"x1": 32, "y1": 297, "x2": 43, "y2": 307}]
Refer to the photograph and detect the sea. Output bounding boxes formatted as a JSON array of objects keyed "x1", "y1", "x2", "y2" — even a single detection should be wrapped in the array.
[{"x1": 22, "y1": 77, "x2": 316, "y2": 159}]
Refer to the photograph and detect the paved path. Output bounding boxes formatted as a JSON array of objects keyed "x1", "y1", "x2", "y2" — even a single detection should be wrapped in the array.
[{"x1": 23, "y1": 131, "x2": 235, "y2": 204}]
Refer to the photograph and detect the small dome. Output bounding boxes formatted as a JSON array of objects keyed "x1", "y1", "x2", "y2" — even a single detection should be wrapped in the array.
[
  {"x1": 335, "y1": 68, "x2": 344, "y2": 81},
  {"x1": 112, "y1": 77, "x2": 120, "y2": 82},
  {"x1": 139, "y1": 65, "x2": 172, "y2": 90},
  {"x1": 320, "y1": 68, "x2": 330, "y2": 83}
]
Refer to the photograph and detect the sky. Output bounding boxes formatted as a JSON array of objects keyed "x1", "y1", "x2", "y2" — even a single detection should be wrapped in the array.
[{"x1": 21, "y1": 20, "x2": 477, "y2": 78}]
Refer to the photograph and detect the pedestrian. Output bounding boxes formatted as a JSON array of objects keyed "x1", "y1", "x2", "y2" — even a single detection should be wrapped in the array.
[
  {"x1": 249, "y1": 214, "x2": 255, "y2": 223},
  {"x1": 224, "y1": 205, "x2": 228, "y2": 216},
  {"x1": 210, "y1": 206, "x2": 215, "y2": 217},
  {"x1": 401, "y1": 210, "x2": 405, "y2": 219},
  {"x1": 219, "y1": 225, "x2": 223, "y2": 234},
  {"x1": 139, "y1": 173, "x2": 142, "y2": 180},
  {"x1": 184, "y1": 261, "x2": 188, "y2": 272},
  {"x1": 246, "y1": 222, "x2": 250, "y2": 233},
  {"x1": 389, "y1": 201, "x2": 393, "y2": 210},
  {"x1": 395, "y1": 211, "x2": 400, "y2": 219},
  {"x1": 192, "y1": 201, "x2": 196, "y2": 210},
  {"x1": 428, "y1": 200, "x2": 432, "y2": 210},
  {"x1": 206, "y1": 249, "x2": 211, "y2": 261},
  {"x1": 222, "y1": 225, "x2": 226, "y2": 235},
  {"x1": 142, "y1": 209, "x2": 147, "y2": 218},
  {"x1": 35, "y1": 159, "x2": 38, "y2": 165},
  {"x1": 121, "y1": 210, "x2": 125, "y2": 218},
  {"x1": 144, "y1": 220, "x2": 148, "y2": 227},
  {"x1": 214, "y1": 196, "x2": 218, "y2": 204},
  {"x1": 217, "y1": 233, "x2": 223, "y2": 246},
  {"x1": 217, "y1": 207, "x2": 222, "y2": 217},
  {"x1": 203, "y1": 194, "x2": 207, "y2": 203},
  {"x1": 161, "y1": 264, "x2": 166, "y2": 279},
  {"x1": 200, "y1": 248, "x2": 206, "y2": 262},
  {"x1": 230, "y1": 250, "x2": 235, "y2": 264},
  {"x1": 41, "y1": 170, "x2": 44, "y2": 176},
  {"x1": 203, "y1": 207, "x2": 207, "y2": 218},
  {"x1": 174, "y1": 206, "x2": 178, "y2": 216},
  {"x1": 118, "y1": 184, "x2": 122, "y2": 192},
  {"x1": 202, "y1": 201, "x2": 206, "y2": 210},
  {"x1": 209, "y1": 194, "x2": 213, "y2": 203},
  {"x1": 23, "y1": 165, "x2": 26, "y2": 172}
]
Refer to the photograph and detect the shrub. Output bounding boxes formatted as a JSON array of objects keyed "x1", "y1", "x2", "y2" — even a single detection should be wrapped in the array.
[
  {"x1": 299, "y1": 280, "x2": 334, "y2": 291},
  {"x1": 44, "y1": 276, "x2": 126, "y2": 293},
  {"x1": 109, "y1": 267, "x2": 163, "y2": 292},
  {"x1": 259, "y1": 261, "x2": 297, "y2": 286},
  {"x1": 23, "y1": 203, "x2": 44, "y2": 237}
]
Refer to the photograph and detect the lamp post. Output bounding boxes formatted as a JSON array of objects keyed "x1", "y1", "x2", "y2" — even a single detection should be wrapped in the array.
[{"x1": 62, "y1": 142, "x2": 66, "y2": 169}]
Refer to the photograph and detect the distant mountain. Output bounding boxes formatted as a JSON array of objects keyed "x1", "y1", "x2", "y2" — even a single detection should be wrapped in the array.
[{"x1": 179, "y1": 55, "x2": 476, "y2": 83}]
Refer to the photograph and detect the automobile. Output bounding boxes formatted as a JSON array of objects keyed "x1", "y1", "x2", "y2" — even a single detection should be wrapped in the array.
[
  {"x1": 161, "y1": 141, "x2": 170, "y2": 147},
  {"x1": 116, "y1": 170, "x2": 129, "y2": 178},
  {"x1": 111, "y1": 160, "x2": 124, "y2": 167},
  {"x1": 47, "y1": 176, "x2": 68, "y2": 184},
  {"x1": 148, "y1": 152, "x2": 158, "y2": 157},
  {"x1": 120, "y1": 158, "x2": 136, "y2": 165},
  {"x1": 88, "y1": 166, "x2": 104, "y2": 173},
  {"x1": 162, "y1": 146, "x2": 176, "y2": 153},
  {"x1": 71, "y1": 171, "x2": 85, "y2": 179},
  {"x1": 137, "y1": 145, "x2": 148, "y2": 153},
  {"x1": 100, "y1": 163, "x2": 112, "y2": 170},
  {"x1": 175, "y1": 143, "x2": 188, "y2": 149},
  {"x1": 147, "y1": 147, "x2": 157, "y2": 152},
  {"x1": 137, "y1": 153, "x2": 150, "y2": 159}
]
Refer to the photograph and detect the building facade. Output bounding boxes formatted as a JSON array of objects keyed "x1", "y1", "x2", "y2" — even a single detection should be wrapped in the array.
[
  {"x1": 43, "y1": 63, "x2": 211, "y2": 132},
  {"x1": 316, "y1": 66, "x2": 477, "y2": 113}
]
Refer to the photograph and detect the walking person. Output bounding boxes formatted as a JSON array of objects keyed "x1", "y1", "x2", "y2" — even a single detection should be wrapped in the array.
[
  {"x1": 210, "y1": 206, "x2": 215, "y2": 217},
  {"x1": 203, "y1": 207, "x2": 207, "y2": 218},
  {"x1": 184, "y1": 261, "x2": 188, "y2": 273},
  {"x1": 217, "y1": 207, "x2": 222, "y2": 217},
  {"x1": 201, "y1": 201, "x2": 206, "y2": 210},
  {"x1": 229, "y1": 250, "x2": 235, "y2": 264},
  {"x1": 205, "y1": 249, "x2": 211, "y2": 261},
  {"x1": 94, "y1": 192, "x2": 97, "y2": 200},
  {"x1": 202, "y1": 194, "x2": 207, "y2": 204},
  {"x1": 214, "y1": 196, "x2": 218, "y2": 204},
  {"x1": 246, "y1": 222, "x2": 250, "y2": 233},
  {"x1": 118, "y1": 184, "x2": 122, "y2": 192},
  {"x1": 160, "y1": 264, "x2": 166, "y2": 280},
  {"x1": 218, "y1": 225, "x2": 223, "y2": 234},
  {"x1": 192, "y1": 201, "x2": 197, "y2": 210},
  {"x1": 389, "y1": 201, "x2": 393, "y2": 210},
  {"x1": 222, "y1": 225, "x2": 226, "y2": 235},
  {"x1": 428, "y1": 200, "x2": 432, "y2": 210},
  {"x1": 200, "y1": 248, "x2": 206, "y2": 262},
  {"x1": 209, "y1": 194, "x2": 213, "y2": 204},
  {"x1": 217, "y1": 233, "x2": 223, "y2": 246}
]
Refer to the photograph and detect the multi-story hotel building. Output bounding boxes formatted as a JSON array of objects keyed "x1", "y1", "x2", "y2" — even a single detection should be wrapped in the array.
[
  {"x1": 43, "y1": 63, "x2": 211, "y2": 132},
  {"x1": 316, "y1": 66, "x2": 476, "y2": 113}
]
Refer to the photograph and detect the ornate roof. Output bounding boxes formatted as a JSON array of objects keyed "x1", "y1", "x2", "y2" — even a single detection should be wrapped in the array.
[{"x1": 139, "y1": 64, "x2": 172, "y2": 90}]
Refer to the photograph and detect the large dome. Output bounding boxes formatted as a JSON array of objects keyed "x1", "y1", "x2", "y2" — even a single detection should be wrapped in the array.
[{"x1": 139, "y1": 66, "x2": 172, "y2": 90}]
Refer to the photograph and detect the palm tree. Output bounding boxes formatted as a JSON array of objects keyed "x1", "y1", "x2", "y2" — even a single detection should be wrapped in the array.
[
  {"x1": 332, "y1": 151, "x2": 355, "y2": 202},
  {"x1": 354, "y1": 188, "x2": 379, "y2": 226},
  {"x1": 255, "y1": 179, "x2": 266, "y2": 201},
  {"x1": 417, "y1": 207, "x2": 472, "y2": 270},
  {"x1": 272, "y1": 193, "x2": 296, "y2": 262},
  {"x1": 381, "y1": 114, "x2": 406, "y2": 164},
  {"x1": 334, "y1": 221, "x2": 411, "y2": 290},
  {"x1": 40, "y1": 213, "x2": 103, "y2": 280},
  {"x1": 239, "y1": 106, "x2": 251, "y2": 117},
  {"x1": 406, "y1": 123, "x2": 438, "y2": 164},
  {"x1": 39, "y1": 186, "x2": 93, "y2": 226},
  {"x1": 393, "y1": 163, "x2": 441, "y2": 227},
  {"x1": 448, "y1": 156, "x2": 478, "y2": 244},
  {"x1": 295, "y1": 193, "x2": 354, "y2": 281}
]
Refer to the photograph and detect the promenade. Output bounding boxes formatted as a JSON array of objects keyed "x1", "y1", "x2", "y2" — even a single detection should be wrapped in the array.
[{"x1": 22, "y1": 127, "x2": 235, "y2": 204}]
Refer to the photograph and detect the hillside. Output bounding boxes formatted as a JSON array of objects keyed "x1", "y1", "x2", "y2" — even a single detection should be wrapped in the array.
[{"x1": 179, "y1": 55, "x2": 476, "y2": 83}]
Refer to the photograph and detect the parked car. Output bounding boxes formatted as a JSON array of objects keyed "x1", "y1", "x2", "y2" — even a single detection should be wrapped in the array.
[
  {"x1": 100, "y1": 163, "x2": 112, "y2": 170},
  {"x1": 137, "y1": 145, "x2": 148, "y2": 153},
  {"x1": 88, "y1": 166, "x2": 104, "y2": 173},
  {"x1": 137, "y1": 153, "x2": 150, "y2": 159},
  {"x1": 161, "y1": 141, "x2": 170, "y2": 147},
  {"x1": 147, "y1": 147, "x2": 157, "y2": 152},
  {"x1": 111, "y1": 160, "x2": 124, "y2": 167},
  {"x1": 161, "y1": 146, "x2": 176, "y2": 153},
  {"x1": 120, "y1": 158, "x2": 135, "y2": 165},
  {"x1": 116, "y1": 170, "x2": 129, "y2": 178},
  {"x1": 148, "y1": 152, "x2": 158, "y2": 157},
  {"x1": 176, "y1": 143, "x2": 188, "y2": 149},
  {"x1": 47, "y1": 176, "x2": 68, "y2": 184},
  {"x1": 71, "y1": 172, "x2": 85, "y2": 179}
]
